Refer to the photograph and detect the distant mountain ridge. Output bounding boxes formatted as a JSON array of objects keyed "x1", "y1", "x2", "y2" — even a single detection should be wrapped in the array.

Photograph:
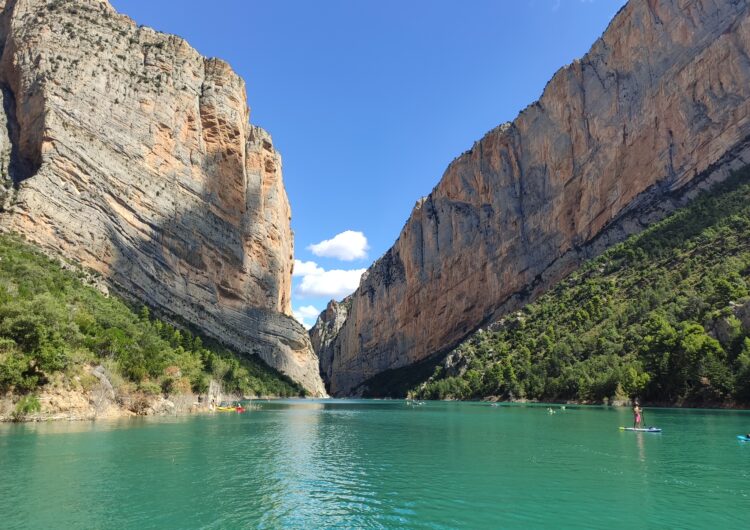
[
  {"x1": 313, "y1": 0, "x2": 750, "y2": 396},
  {"x1": 0, "y1": 0, "x2": 326, "y2": 395}
]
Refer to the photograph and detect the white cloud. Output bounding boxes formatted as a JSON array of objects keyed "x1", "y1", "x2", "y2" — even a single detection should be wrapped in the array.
[
  {"x1": 293, "y1": 258, "x2": 365, "y2": 299},
  {"x1": 293, "y1": 305, "x2": 321, "y2": 329},
  {"x1": 307, "y1": 230, "x2": 369, "y2": 261},
  {"x1": 298, "y1": 267, "x2": 366, "y2": 299},
  {"x1": 296, "y1": 305, "x2": 321, "y2": 319},
  {"x1": 293, "y1": 260, "x2": 324, "y2": 277}
]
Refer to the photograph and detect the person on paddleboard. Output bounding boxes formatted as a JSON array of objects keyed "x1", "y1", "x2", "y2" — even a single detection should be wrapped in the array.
[{"x1": 633, "y1": 401, "x2": 643, "y2": 429}]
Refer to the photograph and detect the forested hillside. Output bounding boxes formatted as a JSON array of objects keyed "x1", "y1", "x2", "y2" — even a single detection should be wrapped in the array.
[
  {"x1": 411, "y1": 171, "x2": 750, "y2": 406},
  {"x1": 0, "y1": 234, "x2": 303, "y2": 405}
]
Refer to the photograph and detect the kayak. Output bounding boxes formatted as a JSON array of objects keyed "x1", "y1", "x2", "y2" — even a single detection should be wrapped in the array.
[
  {"x1": 737, "y1": 435, "x2": 750, "y2": 442},
  {"x1": 216, "y1": 406, "x2": 245, "y2": 412},
  {"x1": 619, "y1": 427, "x2": 662, "y2": 433}
]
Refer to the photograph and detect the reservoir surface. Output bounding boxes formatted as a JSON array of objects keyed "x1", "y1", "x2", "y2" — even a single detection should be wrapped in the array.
[{"x1": 1, "y1": 400, "x2": 748, "y2": 528}]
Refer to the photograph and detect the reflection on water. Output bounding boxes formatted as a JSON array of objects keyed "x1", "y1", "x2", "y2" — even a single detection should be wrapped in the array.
[
  {"x1": 0, "y1": 415, "x2": 202, "y2": 436},
  {"x1": 636, "y1": 431, "x2": 646, "y2": 463},
  {"x1": 253, "y1": 400, "x2": 391, "y2": 527},
  {"x1": 0, "y1": 400, "x2": 749, "y2": 529}
]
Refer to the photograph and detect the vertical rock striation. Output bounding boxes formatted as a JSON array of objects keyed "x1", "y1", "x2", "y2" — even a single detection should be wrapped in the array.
[
  {"x1": 310, "y1": 298, "x2": 350, "y2": 388},
  {"x1": 0, "y1": 0, "x2": 326, "y2": 395},
  {"x1": 315, "y1": 0, "x2": 750, "y2": 395}
]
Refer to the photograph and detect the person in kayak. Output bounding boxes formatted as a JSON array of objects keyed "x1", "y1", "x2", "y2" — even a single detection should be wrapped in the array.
[{"x1": 633, "y1": 401, "x2": 643, "y2": 429}]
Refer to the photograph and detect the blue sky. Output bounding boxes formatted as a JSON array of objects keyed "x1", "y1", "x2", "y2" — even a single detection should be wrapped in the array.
[{"x1": 110, "y1": 0, "x2": 626, "y2": 327}]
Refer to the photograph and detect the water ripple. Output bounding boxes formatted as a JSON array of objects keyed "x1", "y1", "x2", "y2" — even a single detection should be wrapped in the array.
[{"x1": 1, "y1": 400, "x2": 749, "y2": 528}]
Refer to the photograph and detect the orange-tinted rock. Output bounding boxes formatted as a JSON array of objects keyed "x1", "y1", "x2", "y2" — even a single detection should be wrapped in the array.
[
  {"x1": 0, "y1": 0, "x2": 325, "y2": 395},
  {"x1": 316, "y1": 0, "x2": 750, "y2": 395}
]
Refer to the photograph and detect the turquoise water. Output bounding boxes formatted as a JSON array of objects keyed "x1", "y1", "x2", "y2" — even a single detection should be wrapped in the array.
[{"x1": 0, "y1": 400, "x2": 748, "y2": 529}]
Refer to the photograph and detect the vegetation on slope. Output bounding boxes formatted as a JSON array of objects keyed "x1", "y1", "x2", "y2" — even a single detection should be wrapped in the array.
[
  {"x1": 0, "y1": 234, "x2": 303, "y2": 402},
  {"x1": 411, "y1": 170, "x2": 750, "y2": 406}
]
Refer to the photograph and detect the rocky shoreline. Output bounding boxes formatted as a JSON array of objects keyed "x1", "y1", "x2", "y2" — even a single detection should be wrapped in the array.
[{"x1": 0, "y1": 364, "x2": 250, "y2": 423}]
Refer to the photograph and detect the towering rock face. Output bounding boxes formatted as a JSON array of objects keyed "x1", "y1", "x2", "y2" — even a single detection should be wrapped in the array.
[
  {"x1": 315, "y1": 0, "x2": 750, "y2": 396},
  {"x1": 310, "y1": 298, "x2": 350, "y2": 385},
  {"x1": 0, "y1": 0, "x2": 326, "y2": 395}
]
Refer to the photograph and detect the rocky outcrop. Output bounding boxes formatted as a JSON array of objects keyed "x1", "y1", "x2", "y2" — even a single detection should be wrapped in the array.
[
  {"x1": 712, "y1": 299, "x2": 750, "y2": 345},
  {"x1": 315, "y1": 0, "x2": 750, "y2": 395},
  {"x1": 310, "y1": 298, "x2": 350, "y2": 389},
  {"x1": 0, "y1": 364, "x2": 225, "y2": 422},
  {"x1": 735, "y1": 300, "x2": 750, "y2": 333},
  {"x1": 0, "y1": 0, "x2": 325, "y2": 395}
]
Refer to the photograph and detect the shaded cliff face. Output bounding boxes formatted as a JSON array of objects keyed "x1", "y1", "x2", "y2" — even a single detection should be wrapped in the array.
[
  {"x1": 310, "y1": 298, "x2": 350, "y2": 390},
  {"x1": 315, "y1": 0, "x2": 750, "y2": 396},
  {"x1": 0, "y1": 0, "x2": 326, "y2": 395}
]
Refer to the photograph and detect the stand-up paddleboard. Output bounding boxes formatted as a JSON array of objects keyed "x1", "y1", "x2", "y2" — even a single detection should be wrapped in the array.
[
  {"x1": 619, "y1": 427, "x2": 662, "y2": 433},
  {"x1": 737, "y1": 435, "x2": 750, "y2": 442}
]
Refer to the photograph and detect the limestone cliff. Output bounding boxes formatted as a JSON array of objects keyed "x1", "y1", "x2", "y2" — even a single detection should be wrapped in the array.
[
  {"x1": 310, "y1": 298, "x2": 350, "y2": 385},
  {"x1": 315, "y1": 0, "x2": 750, "y2": 396},
  {"x1": 0, "y1": 0, "x2": 326, "y2": 396}
]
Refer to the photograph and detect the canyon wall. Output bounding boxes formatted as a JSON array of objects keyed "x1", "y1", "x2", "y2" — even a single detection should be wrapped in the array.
[
  {"x1": 314, "y1": 0, "x2": 750, "y2": 395},
  {"x1": 0, "y1": 0, "x2": 325, "y2": 395}
]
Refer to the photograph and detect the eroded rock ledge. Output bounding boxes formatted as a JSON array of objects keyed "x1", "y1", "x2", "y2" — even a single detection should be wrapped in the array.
[{"x1": 0, "y1": 0, "x2": 325, "y2": 395}]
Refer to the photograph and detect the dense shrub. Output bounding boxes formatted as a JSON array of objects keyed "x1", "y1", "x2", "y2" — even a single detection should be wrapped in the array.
[
  {"x1": 412, "y1": 170, "x2": 750, "y2": 406},
  {"x1": 0, "y1": 235, "x2": 303, "y2": 398},
  {"x1": 12, "y1": 394, "x2": 40, "y2": 420}
]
